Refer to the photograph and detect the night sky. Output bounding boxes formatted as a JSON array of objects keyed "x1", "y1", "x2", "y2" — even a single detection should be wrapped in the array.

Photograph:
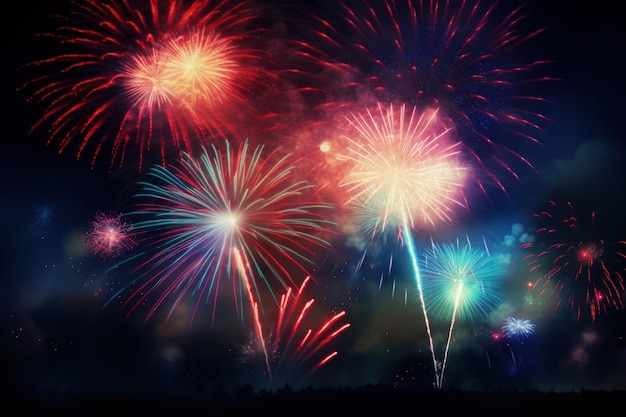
[{"x1": 3, "y1": 0, "x2": 626, "y2": 400}]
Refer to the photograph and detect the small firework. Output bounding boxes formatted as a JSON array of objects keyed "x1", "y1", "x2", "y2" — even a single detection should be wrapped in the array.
[
  {"x1": 419, "y1": 239, "x2": 505, "y2": 389},
  {"x1": 239, "y1": 276, "x2": 350, "y2": 388},
  {"x1": 501, "y1": 317, "x2": 536, "y2": 340},
  {"x1": 84, "y1": 211, "x2": 135, "y2": 259}
]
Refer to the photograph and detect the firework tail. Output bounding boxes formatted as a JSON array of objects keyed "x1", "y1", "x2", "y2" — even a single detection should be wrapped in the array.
[
  {"x1": 234, "y1": 247, "x2": 272, "y2": 382},
  {"x1": 402, "y1": 222, "x2": 440, "y2": 389}
]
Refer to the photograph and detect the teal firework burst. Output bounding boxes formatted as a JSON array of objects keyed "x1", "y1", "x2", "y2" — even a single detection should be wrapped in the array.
[
  {"x1": 419, "y1": 240, "x2": 505, "y2": 388},
  {"x1": 420, "y1": 241, "x2": 505, "y2": 322}
]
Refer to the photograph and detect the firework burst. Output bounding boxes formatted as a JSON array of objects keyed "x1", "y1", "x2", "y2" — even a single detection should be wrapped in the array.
[
  {"x1": 521, "y1": 200, "x2": 626, "y2": 322},
  {"x1": 495, "y1": 316, "x2": 536, "y2": 370},
  {"x1": 20, "y1": 0, "x2": 272, "y2": 170},
  {"x1": 501, "y1": 316, "x2": 536, "y2": 340},
  {"x1": 335, "y1": 101, "x2": 469, "y2": 388},
  {"x1": 338, "y1": 102, "x2": 469, "y2": 235},
  {"x1": 83, "y1": 211, "x2": 136, "y2": 259},
  {"x1": 107, "y1": 139, "x2": 335, "y2": 325},
  {"x1": 281, "y1": 0, "x2": 555, "y2": 198},
  {"x1": 420, "y1": 239, "x2": 505, "y2": 388},
  {"x1": 421, "y1": 241, "x2": 505, "y2": 323}
]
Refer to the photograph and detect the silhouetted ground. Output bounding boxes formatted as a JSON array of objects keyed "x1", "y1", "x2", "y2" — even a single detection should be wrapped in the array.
[{"x1": 6, "y1": 384, "x2": 625, "y2": 414}]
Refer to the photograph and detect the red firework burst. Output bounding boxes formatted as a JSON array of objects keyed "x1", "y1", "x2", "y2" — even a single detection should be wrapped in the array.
[
  {"x1": 521, "y1": 200, "x2": 626, "y2": 322},
  {"x1": 277, "y1": 0, "x2": 557, "y2": 199},
  {"x1": 20, "y1": 0, "x2": 273, "y2": 170}
]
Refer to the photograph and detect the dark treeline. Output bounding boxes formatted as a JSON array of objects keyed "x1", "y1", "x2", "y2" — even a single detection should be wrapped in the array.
[{"x1": 8, "y1": 384, "x2": 625, "y2": 413}]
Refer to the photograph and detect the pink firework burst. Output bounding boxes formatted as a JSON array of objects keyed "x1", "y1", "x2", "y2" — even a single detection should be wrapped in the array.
[
  {"x1": 337, "y1": 102, "x2": 469, "y2": 235},
  {"x1": 84, "y1": 211, "x2": 135, "y2": 259},
  {"x1": 521, "y1": 200, "x2": 626, "y2": 322},
  {"x1": 20, "y1": 0, "x2": 273, "y2": 170}
]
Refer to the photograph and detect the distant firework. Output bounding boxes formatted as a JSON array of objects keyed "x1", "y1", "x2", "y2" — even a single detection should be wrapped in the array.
[
  {"x1": 281, "y1": 0, "x2": 555, "y2": 198},
  {"x1": 522, "y1": 200, "x2": 626, "y2": 322},
  {"x1": 239, "y1": 276, "x2": 350, "y2": 388},
  {"x1": 502, "y1": 316, "x2": 536, "y2": 340},
  {"x1": 19, "y1": 0, "x2": 272, "y2": 170},
  {"x1": 108, "y1": 140, "x2": 335, "y2": 325},
  {"x1": 83, "y1": 211, "x2": 135, "y2": 259}
]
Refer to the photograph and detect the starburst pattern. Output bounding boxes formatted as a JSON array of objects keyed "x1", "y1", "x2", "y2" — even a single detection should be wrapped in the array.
[
  {"x1": 502, "y1": 316, "x2": 536, "y2": 340},
  {"x1": 280, "y1": 0, "x2": 555, "y2": 198},
  {"x1": 83, "y1": 211, "x2": 136, "y2": 259},
  {"x1": 108, "y1": 139, "x2": 335, "y2": 325},
  {"x1": 338, "y1": 102, "x2": 469, "y2": 234}
]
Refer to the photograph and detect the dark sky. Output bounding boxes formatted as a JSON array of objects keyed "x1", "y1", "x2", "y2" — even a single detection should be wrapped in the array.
[{"x1": 2, "y1": 0, "x2": 626, "y2": 399}]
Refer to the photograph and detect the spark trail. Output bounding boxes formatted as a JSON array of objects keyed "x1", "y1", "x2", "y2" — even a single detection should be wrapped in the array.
[
  {"x1": 403, "y1": 224, "x2": 439, "y2": 388},
  {"x1": 234, "y1": 247, "x2": 272, "y2": 381},
  {"x1": 272, "y1": 276, "x2": 350, "y2": 381}
]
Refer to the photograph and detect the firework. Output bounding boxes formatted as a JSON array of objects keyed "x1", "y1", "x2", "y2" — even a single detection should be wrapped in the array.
[
  {"x1": 282, "y1": 0, "x2": 554, "y2": 198},
  {"x1": 19, "y1": 0, "x2": 272, "y2": 170},
  {"x1": 27, "y1": 204, "x2": 55, "y2": 239},
  {"x1": 107, "y1": 139, "x2": 335, "y2": 325},
  {"x1": 521, "y1": 200, "x2": 626, "y2": 322},
  {"x1": 421, "y1": 241, "x2": 505, "y2": 321},
  {"x1": 338, "y1": 102, "x2": 469, "y2": 232},
  {"x1": 494, "y1": 316, "x2": 536, "y2": 370},
  {"x1": 83, "y1": 211, "x2": 135, "y2": 259},
  {"x1": 420, "y1": 240, "x2": 505, "y2": 388},
  {"x1": 502, "y1": 316, "x2": 535, "y2": 340},
  {"x1": 239, "y1": 276, "x2": 350, "y2": 388}
]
